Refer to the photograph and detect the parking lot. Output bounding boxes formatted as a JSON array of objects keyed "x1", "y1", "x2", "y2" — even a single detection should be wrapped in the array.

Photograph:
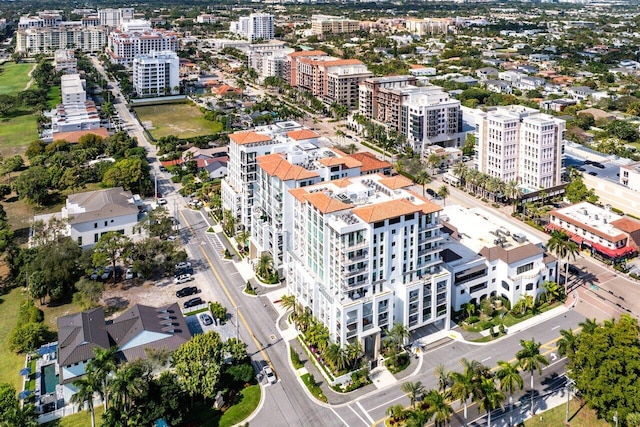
[{"x1": 564, "y1": 153, "x2": 620, "y2": 182}]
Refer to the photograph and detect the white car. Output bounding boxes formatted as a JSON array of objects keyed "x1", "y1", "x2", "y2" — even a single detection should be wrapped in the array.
[
  {"x1": 174, "y1": 274, "x2": 193, "y2": 284},
  {"x1": 167, "y1": 235, "x2": 178, "y2": 242},
  {"x1": 125, "y1": 268, "x2": 134, "y2": 280},
  {"x1": 263, "y1": 366, "x2": 277, "y2": 384},
  {"x1": 175, "y1": 261, "x2": 192, "y2": 269},
  {"x1": 157, "y1": 198, "x2": 168, "y2": 205}
]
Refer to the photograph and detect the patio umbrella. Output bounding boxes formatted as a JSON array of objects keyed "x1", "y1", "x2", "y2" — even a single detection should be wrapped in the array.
[
  {"x1": 19, "y1": 367, "x2": 31, "y2": 376},
  {"x1": 18, "y1": 390, "x2": 33, "y2": 400}
]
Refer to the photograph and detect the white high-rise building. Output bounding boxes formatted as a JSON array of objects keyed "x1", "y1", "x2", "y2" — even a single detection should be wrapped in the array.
[
  {"x1": 107, "y1": 27, "x2": 178, "y2": 65},
  {"x1": 133, "y1": 51, "x2": 180, "y2": 97},
  {"x1": 232, "y1": 13, "x2": 274, "y2": 41},
  {"x1": 98, "y1": 8, "x2": 134, "y2": 28},
  {"x1": 475, "y1": 106, "x2": 565, "y2": 192},
  {"x1": 16, "y1": 25, "x2": 107, "y2": 56},
  {"x1": 287, "y1": 174, "x2": 451, "y2": 356}
]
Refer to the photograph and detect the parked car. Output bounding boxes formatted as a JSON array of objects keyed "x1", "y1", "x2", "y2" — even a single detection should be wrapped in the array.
[
  {"x1": 157, "y1": 198, "x2": 168, "y2": 205},
  {"x1": 588, "y1": 171, "x2": 598, "y2": 176},
  {"x1": 101, "y1": 266, "x2": 113, "y2": 280},
  {"x1": 183, "y1": 297, "x2": 203, "y2": 309},
  {"x1": 426, "y1": 188, "x2": 437, "y2": 197},
  {"x1": 263, "y1": 366, "x2": 277, "y2": 384},
  {"x1": 200, "y1": 313, "x2": 213, "y2": 326},
  {"x1": 593, "y1": 162, "x2": 605, "y2": 169},
  {"x1": 174, "y1": 274, "x2": 194, "y2": 284},
  {"x1": 125, "y1": 268, "x2": 134, "y2": 280},
  {"x1": 176, "y1": 286, "x2": 198, "y2": 298},
  {"x1": 175, "y1": 262, "x2": 192, "y2": 270},
  {"x1": 159, "y1": 166, "x2": 167, "y2": 172},
  {"x1": 174, "y1": 267, "x2": 193, "y2": 277}
]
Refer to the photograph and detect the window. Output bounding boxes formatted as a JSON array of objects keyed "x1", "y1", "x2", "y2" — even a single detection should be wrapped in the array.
[
  {"x1": 469, "y1": 282, "x2": 488, "y2": 293},
  {"x1": 94, "y1": 233, "x2": 99, "y2": 243},
  {"x1": 525, "y1": 283, "x2": 534, "y2": 291},
  {"x1": 94, "y1": 223, "x2": 98, "y2": 229},
  {"x1": 77, "y1": 236, "x2": 82, "y2": 245},
  {"x1": 501, "y1": 281, "x2": 509, "y2": 291},
  {"x1": 517, "y1": 262, "x2": 534, "y2": 275}
]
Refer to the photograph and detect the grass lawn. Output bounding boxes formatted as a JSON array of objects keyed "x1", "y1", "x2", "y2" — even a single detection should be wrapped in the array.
[
  {"x1": 48, "y1": 86, "x2": 62, "y2": 109},
  {"x1": 0, "y1": 62, "x2": 34, "y2": 95},
  {"x1": 0, "y1": 112, "x2": 39, "y2": 156},
  {"x1": 525, "y1": 399, "x2": 610, "y2": 427},
  {"x1": 219, "y1": 384, "x2": 260, "y2": 427},
  {"x1": 0, "y1": 287, "x2": 28, "y2": 391},
  {"x1": 44, "y1": 405, "x2": 104, "y2": 427},
  {"x1": 134, "y1": 103, "x2": 223, "y2": 140}
]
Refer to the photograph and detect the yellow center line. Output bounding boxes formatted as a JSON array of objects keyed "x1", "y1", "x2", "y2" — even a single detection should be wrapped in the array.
[{"x1": 180, "y1": 211, "x2": 273, "y2": 367}]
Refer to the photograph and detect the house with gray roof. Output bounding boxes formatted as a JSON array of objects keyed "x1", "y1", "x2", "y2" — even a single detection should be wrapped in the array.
[
  {"x1": 62, "y1": 186, "x2": 141, "y2": 247},
  {"x1": 57, "y1": 303, "x2": 191, "y2": 403}
]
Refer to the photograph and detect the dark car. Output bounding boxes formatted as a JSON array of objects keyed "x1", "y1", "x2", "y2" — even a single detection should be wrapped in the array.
[
  {"x1": 588, "y1": 171, "x2": 598, "y2": 176},
  {"x1": 568, "y1": 265, "x2": 581, "y2": 275},
  {"x1": 593, "y1": 163, "x2": 605, "y2": 169},
  {"x1": 577, "y1": 167, "x2": 586, "y2": 172},
  {"x1": 175, "y1": 267, "x2": 194, "y2": 277},
  {"x1": 426, "y1": 188, "x2": 437, "y2": 197},
  {"x1": 176, "y1": 286, "x2": 198, "y2": 298},
  {"x1": 183, "y1": 297, "x2": 203, "y2": 308},
  {"x1": 584, "y1": 160, "x2": 593, "y2": 165}
]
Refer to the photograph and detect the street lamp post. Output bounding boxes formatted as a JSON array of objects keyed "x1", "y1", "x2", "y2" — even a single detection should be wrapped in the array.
[
  {"x1": 565, "y1": 379, "x2": 575, "y2": 424},
  {"x1": 235, "y1": 305, "x2": 241, "y2": 340}
]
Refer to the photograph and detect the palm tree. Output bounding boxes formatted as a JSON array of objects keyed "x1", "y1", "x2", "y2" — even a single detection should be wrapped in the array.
[
  {"x1": 406, "y1": 409, "x2": 431, "y2": 427},
  {"x1": 87, "y1": 346, "x2": 118, "y2": 408},
  {"x1": 434, "y1": 364, "x2": 451, "y2": 393},
  {"x1": 476, "y1": 376, "x2": 506, "y2": 427},
  {"x1": 546, "y1": 231, "x2": 579, "y2": 290},
  {"x1": 504, "y1": 180, "x2": 523, "y2": 213},
  {"x1": 415, "y1": 170, "x2": 431, "y2": 197},
  {"x1": 70, "y1": 377, "x2": 97, "y2": 427},
  {"x1": 108, "y1": 361, "x2": 148, "y2": 423},
  {"x1": 345, "y1": 341, "x2": 363, "y2": 369},
  {"x1": 437, "y1": 185, "x2": 450, "y2": 206},
  {"x1": 579, "y1": 318, "x2": 598, "y2": 334},
  {"x1": 450, "y1": 358, "x2": 487, "y2": 427},
  {"x1": 495, "y1": 360, "x2": 523, "y2": 427},
  {"x1": 516, "y1": 339, "x2": 549, "y2": 416},
  {"x1": 452, "y1": 161, "x2": 468, "y2": 186},
  {"x1": 279, "y1": 294, "x2": 296, "y2": 314},
  {"x1": 401, "y1": 381, "x2": 425, "y2": 409},
  {"x1": 324, "y1": 343, "x2": 348, "y2": 373},
  {"x1": 427, "y1": 153, "x2": 440, "y2": 176},
  {"x1": 542, "y1": 280, "x2": 564, "y2": 303},
  {"x1": 557, "y1": 328, "x2": 578, "y2": 357},
  {"x1": 255, "y1": 253, "x2": 275, "y2": 280},
  {"x1": 235, "y1": 229, "x2": 250, "y2": 252},
  {"x1": 222, "y1": 209, "x2": 237, "y2": 236},
  {"x1": 422, "y1": 389, "x2": 453, "y2": 427},
  {"x1": 385, "y1": 322, "x2": 410, "y2": 354}
]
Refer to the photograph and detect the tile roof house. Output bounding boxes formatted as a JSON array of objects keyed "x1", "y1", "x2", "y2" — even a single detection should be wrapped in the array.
[{"x1": 58, "y1": 303, "x2": 190, "y2": 403}]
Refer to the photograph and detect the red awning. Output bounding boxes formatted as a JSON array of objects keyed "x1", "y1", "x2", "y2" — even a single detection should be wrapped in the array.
[
  {"x1": 569, "y1": 234, "x2": 584, "y2": 244},
  {"x1": 591, "y1": 242, "x2": 635, "y2": 259}
]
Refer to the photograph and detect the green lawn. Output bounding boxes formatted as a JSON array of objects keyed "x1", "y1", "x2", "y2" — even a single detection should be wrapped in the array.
[
  {"x1": 134, "y1": 103, "x2": 223, "y2": 140},
  {"x1": 0, "y1": 287, "x2": 28, "y2": 391},
  {"x1": 219, "y1": 384, "x2": 261, "y2": 427},
  {"x1": 44, "y1": 405, "x2": 104, "y2": 427},
  {"x1": 524, "y1": 399, "x2": 610, "y2": 427},
  {"x1": 48, "y1": 86, "x2": 62, "y2": 109},
  {"x1": 0, "y1": 112, "x2": 39, "y2": 154},
  {"x1": 0, "y1": 62, "x2": 34, "y2": 95}
]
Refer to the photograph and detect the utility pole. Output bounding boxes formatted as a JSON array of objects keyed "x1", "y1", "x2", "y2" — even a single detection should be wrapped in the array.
[
  {"x1": 235, "y1": 305, "x2": 241, "y2": 340},
  {"x1": 565, "y1": 379, "x2": 575, "y2": 424}
]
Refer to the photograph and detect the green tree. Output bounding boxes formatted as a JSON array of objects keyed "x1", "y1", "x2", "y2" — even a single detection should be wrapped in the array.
[
  {"x1": 476, "y1": 376, "x2": 505, "y2": 427},
  {"x1": 546, "y1": 231, "x2": 579, "y2": 290},
  {"x1": 221, "y1": 209, "x2": 237, "y2": 237},
  {"x1": 450, "y1": 358, "x2": 489, "y2": 427},
  {"x1": 92, "y1": 232, "x2": 131, "y2": 284},
  {"x1": 72, "y1": 278, "x2": 104, "y2": 310},
  {"x1": 495, "y1": 360, "x2": 523, "y2": 427},
  {"x1": 434, "y1": 364, "x2": 451, "y2": 393},
  {"x1": 86, "y1": 347, "x2": 118, "y2": 409},
  {"x1": 516, "y1": 339, "x2": 549, "y2": 415},
  {"x1": 9, "y1": 322, "x2": 50, "y2": 353},
  {"x1": 0, "y1": 94, "x2": 16, "y2": 116},
  {"x1": 70, "y1": 377, "x2": 97, "y2": 427},
  {"x1": 13, "y1": 166, "x2": 49, "y2": 205},
  {"x1": 405, "y1": 408, "x2": 431, "y2": 427},
  {"x1": 437, "y1": 185, "x2": 450, "y2": 206},
  {"x1": 414, "y1": 170, "x2": 431, "y2": 197},
  {"x1": 542, "y1": 280, "x2": 564, "y2": 303},
  {"x1": 565, "y1": 175, "x2": 598, "y2": 203},
  {"x1": 2, "y1": 155, "x2": 24, "y2": 181},
  {"x1": 107, "y1": 360, "x2": 149, "y2": 425},
  {"x1": 385, "y1": 322, "x2": 410, "y2": 355},
  {"x1": 422, "y1": 389, "x2": 453, "y2": 427},
  {"x1": 255, "y1": 253, "x2": 276, "y2": 280},
  {"x1": 557, "y1": 328, "x2": 578, "y2": 357},
  {"x1": 0, "y1": 382, "x2": 36, "y2": 426},
  {"x1": 427, "y1": 153, "x2": 441, "y2": 175},
  {"x1": 401, "y1": 381, "x2": 425, "y2": 409},
  {"x1": 102, "y1": 157, "x2": 150, "y2": 193},
  {"x1": 172, "y1": 331, "x2": 223, "y2": 400},
  {"x1": 137, "y1": 207, "x2": 174, "y2": 239}
]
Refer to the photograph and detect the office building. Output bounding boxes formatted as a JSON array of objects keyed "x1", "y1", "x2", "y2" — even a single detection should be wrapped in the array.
[
  {"x1": 311, "y1": 15, "x2": 360, "y2": 36},
  {"x1": 231, "y1": 13, "x2": 274, "y2": 42},
  {"x1": 98, "y1": 8, "x2": 134, "y2": 28},
  {"x1": 287, "y1": 174, "x2": 452, "y2": 357},
  {"x1": 475, "y1": 106, "x2": 565, "y2": 192},
  {"x1": 133, "y1": 51, "x2": 180, "y2": 97}
]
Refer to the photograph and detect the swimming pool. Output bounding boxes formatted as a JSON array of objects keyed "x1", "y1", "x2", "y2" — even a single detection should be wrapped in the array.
[{"x1": 41, "y1": 364, "x2": 58, "y2": 395}]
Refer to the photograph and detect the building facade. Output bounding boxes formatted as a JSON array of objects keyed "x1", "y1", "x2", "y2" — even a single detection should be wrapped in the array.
[
  {"x1": 475, "y1": 106, "x2": 565, "y2": 192},
  {"x1": 107, "y1": 27, "x2": 179, "y2": 65},
  {"x1": 247, "y1": 41, "x2": 294, "y2": 79},
  {"x1": 232, "y1": 13, "x2": 274, "y2": 41},
  {"x1": 287, "y1": 174, "x2": 452, "y2": 357},
  {"x1": 620, "y1": 161, "x2": 640, "y2": 192},
  {"x1": 133, "y1": 51, "x2": 180, "y2": 97},
  {"x1": 311, "y1": 15, "x2": 360, "y2": 36},
  {"x1": 98, "y1": 8, "x2": 134, "y2": 28},
  {"x1": 16, "y1": 25, "x2": 108, "y2": 56}
]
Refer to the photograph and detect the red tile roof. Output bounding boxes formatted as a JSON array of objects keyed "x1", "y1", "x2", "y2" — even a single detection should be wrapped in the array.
[
  {"x1": 53, "y1": 128, "x2": 109, "y2": 143},
  {"x1": 229, "y1": 131, "x2": 272, "y2": 145}
]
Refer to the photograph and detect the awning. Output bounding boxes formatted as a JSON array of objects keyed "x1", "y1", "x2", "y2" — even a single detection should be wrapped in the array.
[{"x1": 591, "y1": 242, "x2": 635, "y2": 259}]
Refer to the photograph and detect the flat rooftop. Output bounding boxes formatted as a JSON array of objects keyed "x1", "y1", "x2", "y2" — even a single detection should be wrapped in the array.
[{"x1": 441, "y1": 205, "x2": 542, "y2": 254}]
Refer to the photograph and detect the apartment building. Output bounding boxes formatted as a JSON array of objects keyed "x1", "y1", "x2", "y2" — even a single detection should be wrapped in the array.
[
  {"x1": 54, "y1": 49, "x2": 77, "y2": 73},
  {"x1": 440, "y1": 205, "x2": 556, "y2": 311},
  {"x1": 222, "y1": 122, "x2": 320, "y2": 232},
  {"x1": 547, "y1": 202, "x2": 639, "y2": 261},
  {"x1": 247, "y1": 41, "x2": 294, "y2": 79},
  {"x1": 287, "y1": 174, "x2": 452, "y2": 356},
  {"x1": 133, "y1": 51, "x2": 179, "y2": 97},
  {"x1": 286, "y1": 50, "x2": 327, "y2": 87},
  {"x1": 231, "y1": 13, "x2": 274, "y2": 41},
  {"x1": 405, "y1": 18, "x2": 451, "y2": 36},
  {"x1": 196, "y1": 14, "x2": 217, "y2": 24},
  {"x1": 289, "y1": 51, "x2": 373, "y2": 108},
  {"x1": 311, "y1": 15, "x2": 360, "y2": 36},
  {"x1": 620, "y1": 161, "x2": 640, "y2": 192},
  {"x1": 98, "y1": 8, "x2": 134, "y2": 28},
  {"x1": 475, "y1": 106, "x2": 565, "y2": 192},
  {"x1": 52, "y1": 74, "x2": 101, "y2": 134},
  {"x1": 61, "y1": 74, "x2": 86, "y2": 104},
  {"x1": 16, "y1": 25, "x2": 108, "y2": 56},
  {"x1": 359, "y1": 77, "x2": 464, "y2": 154},
  {"x1": 18, "y1": 11, "x2": 62, "y2": 29},
  {"x1": 107, "y1": 26, "x2": 179, "y2": 65}
]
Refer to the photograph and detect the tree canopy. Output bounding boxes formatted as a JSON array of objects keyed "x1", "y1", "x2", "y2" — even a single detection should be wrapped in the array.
[{"x1": 172, "y1": 331, "x2": 224, "y2": 399}]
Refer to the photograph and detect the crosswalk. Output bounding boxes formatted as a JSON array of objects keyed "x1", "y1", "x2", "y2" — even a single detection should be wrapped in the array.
[{"x1": 207, "y1": 233, "x2": 227, "y2": 260}]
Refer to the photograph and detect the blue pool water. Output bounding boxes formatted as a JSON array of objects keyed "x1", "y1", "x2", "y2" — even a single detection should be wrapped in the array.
[{"x1": 41, "y1": 364, "x2": 58, "y2": 394}]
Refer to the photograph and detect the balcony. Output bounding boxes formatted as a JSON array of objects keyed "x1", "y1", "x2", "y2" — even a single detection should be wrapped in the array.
[
  {"x1": 342, "y1": 267, "x2": 367, "y2": 278},
  {"x1": 341, "y1": 240, "x2": 368, "y2": 251},
  {"x1": 341, "y1": 252, "x2": 367, "y2": 265}
]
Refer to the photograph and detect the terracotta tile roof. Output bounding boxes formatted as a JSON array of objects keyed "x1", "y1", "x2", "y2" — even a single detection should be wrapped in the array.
[
  {"x1": 305, "y1": 192, "x2": 350, "y2": 214},
  {"x1": 212, "y1": 84, "x2": 241, "y2": 95},
  {"x1": 352, "y1": 198, "x2": 431, "y2": 223},
  {"x1": 288, "y1": 50, "x2": 327, "y2": 58},
  {"x1": 349, "y1": 152, "x2": 391, "y2": 172},
  {"x1": 287, "y1": 129, "x2": 320, "y2": 140},
  {"x1": 380, "y1": 175, "x2": 414, "y2": 189},
  {"x1": 53, "y1": 128, "x2": 109, "y2": 143},
  {"x1": 318, "y1": 156, "x2": 362, "y2": 169},
  {"x1": 289, "y1": 188, "x2": 308, "y2": 202},
  {"x1": 229, "y1": 131, "x2": 272, "y2": 145},
  {"x1": 257, "y1": 154, "x2": 318, "y2": 181},
  {"x1": 410, "y1": 64, "x2": 427, "y2": 69},
  {"x1": 610, "y1": 217, "x2": 640, "y2": 233},
  {"x1": 550, "y1": 210, "x2": 627, "y2": 242},
  {"x1": 323, "y1": 59, "x2": 364, "y2": 67}
]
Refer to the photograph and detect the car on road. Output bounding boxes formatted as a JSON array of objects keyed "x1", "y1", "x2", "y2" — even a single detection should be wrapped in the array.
[
  {"x1": 584, "y1": 160, "x2": 593, "y2": 165},
  {"x1": 200, "y1": 313, "x2": 213, "y2": 326},
  {"x1": 176, "y1": 286, "x2": 198, "y2": 298},
  {"x1": 426, "y1": 188, "x2": 437, "y2": 197},
  {"x1": 167, "y1": 235, "x2": 178, "y2": 242},
  {"x1": 175, "y1": 262, "x2": 192, "y2": 270},
  {"x1": 183, "y1": 297, "x2": 203, "y2": 309},
  {"x1": 157, "y1": 198, "x2": 167, "y2": 205},
  {"x1": 125, "y1": 268, "x2": 134, "y2": 280},
  {"x1": 263, "y1": 366, "x2": 277, "y2": 384},
  {"x1": 593, "y1": 162, "x2": 605, "y2": 169},
  {"x1": 577, "y1": 167, "x2": 586, "y2": 172},
  {"x1": 588, "y1": 171, "x2": 598, "y2": 176},
  {"x1": 174, "y1": 274, "x2": 193, "y2": 284},
  {"x1": 159, "y1": 166, "x2": 167, "y2": 172}
]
